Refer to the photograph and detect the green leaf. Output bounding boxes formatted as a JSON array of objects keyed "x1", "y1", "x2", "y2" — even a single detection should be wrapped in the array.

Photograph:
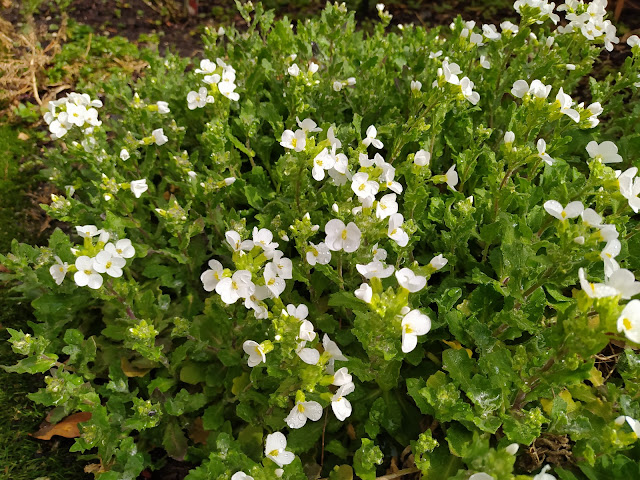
[
  {"x1": 353, "y1": 438, "x2": 383, "y2": 480},
  {"x1": 163, "y1": 419, "x2": 188, "y2": 461}
]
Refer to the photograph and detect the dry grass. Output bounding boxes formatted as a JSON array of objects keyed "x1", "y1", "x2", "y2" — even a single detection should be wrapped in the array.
[{"x1": 0, "y1": 13, "x2": 73, "y2": 116}]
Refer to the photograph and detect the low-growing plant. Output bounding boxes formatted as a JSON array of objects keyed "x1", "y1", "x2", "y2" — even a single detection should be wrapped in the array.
[{"x1": 2, "y1": 1, "x2": 640, "y2": 479}]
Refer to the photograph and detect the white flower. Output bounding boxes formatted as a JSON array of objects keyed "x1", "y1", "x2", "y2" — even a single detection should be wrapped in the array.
[
  {"x1": 414, "y1": 149, "x2": 430, "y2": 166},
  {"x1": 395, "y1": 268, "x2": 426, "y2": 292},
  {"x1": 601, "y1": 240, "x2": 621, "y2": 277},
  {"x1": 355, "y1": 283, "x2": 373, "y2": 303},
  {"x1": 252, "y1": 227, "x2": 279, "y2": 257},
  {"x1": 297, "y1": 319, "x2": 316, "y2": 342},
  {"x1": 529, "y1": 79, "x2": 552, "y2": 99},
  {"x1": 104, "y1": 239, "x2": 135, "y2": 258},
  {"x1": 581, "y1": 208, "x2": 602, "y2": 227},
  {"x1": 49, "y1": 256, "x2": 68, "y2": 285},
  {"x1": 243, "y1": 340, "x2": 267, "y2": 367},
  {"x1": 284, "y1": 401, "x2": 323, "y2": 429},
  {"x1": 264, "y1": 263, "x2": 286, "y2": 297},
  {"x1": 308, "y1": 62, "x2": 319, "y2": 74},
  {"x1": 618, "y1": 300, "x2": 640, "y2": 343},
  {"x1": 533, "y1": 465, "x2": 556, "y2": 480},
  {"x1": 73, "y1": 256, "x2": 103, "y2": 289},
  {"x1": 93, "y1": 250, "x2": 126, "y2": 278},
  {"x1": 270, "y1": 251, "x2": 293, "y2": 279},
  {"x1": 543, "y1": 200, "x2": 584, "y2": 220},
  {"x1": 312, "y1": 148, "x2": 336, "y2": 181},
  {"x1": 306, "y1": 242, "x2": 331, "y2": 266},
  {"x1": 201, "y1": 259, "x2": 224, "y2": 292},
  {"x1": 578, "y1": 268, "x2": 619, "y2": 298},
  {"x1": 411, "y1": 80, "x2": 422, "y2": 91},
  {"x1": 323, "y1": 334, "x2": 347, "y2": 374},
  {"x1": 628, "y1": 35, "x2": 640, "y2": 48},
  {"x1": 156, "y1": 101, "x2": 170, "y2": 114},
  {"x1": 331, "y1": 382, "x2": 355, "y2": 421},
  {"x1": 225, "y1": 231, "x2": 254, "y2": 252},
  {"x1": 76, "y1": 225, "x2": 100, "y2": 238},
  {"x1": 537, "y1": 139, "x2": 555, "y2": 166},
  {"x1": 469, "y1": 474, "x2": 495, "y2": 480},
  {"x1": 152, "y1": 128, "x2": 168, "y2": 146},
  {"x1": 296, "y1": 117, "x2": 322, "y2": 133},
  {"x1": 505, "y1": 443, "x2": 519, "y2": 455},
  {"x1": 401, "y1": 309, "x2": 431, "y2": 353},
  {"x1": 504, "y1": 131, "x2": 515, "y2": 144},
  {"x1": 296, "y1": 342, "x2": 320, "y2": 365},
  {"x1": 511, "y1": 79, "x2": 529, "y2": 98},
  {"x1": 327, "y1": 126, "x2": 342, "y2": 149},
  {"x1": 460, "y1": 77, "x2": 480, "y2": 105},
  {"x1": 130, "y1": 179, "x2": 148, "y2": 198},
  {"x1": 606, "y1": 269, "x2": 640, "y2": 299},
  {"x1": 187, "y1": 87, "x2": 214, "y2": 110},
  {"x1": 351, "y1": 172, "x2": 379, "y2": 200},
  {"x1": 333, "y1": 81, "x2": 343, "y2": 92},
  {"x1": 362, "y1": 125, "x2": 383, "y2": 149},
  {"x1": 288, "y1": 64, "x2": 300, "y2": 76},
  {"x1": 333, "y1": 367, "x2": 353, "y2": 386},
  {"x1": 218, "y1": 80, "x2": 240, "y2": 101},
  {"x1": 356, "y1": 261, "x2": 394, "y2": 279},
  {"x1": 265, "y1": 432, "x2": 295, "y2": 467},
  {"x1": 215, "y1": 270, "x2": 255, "y2": 304},
  {"x1": 388, "y1": 213, "x2": 409, "y2": 247},
  {"x1": 445, "y1": 165, "x2": 459, "y2": 190},
  {"x1": 325, "y1": 219, "x2": 361, "y2": 253},
  {"x1": 231, "y1": 473, "x2": 254, "y2": 480},
  {"x1": 429, "y1": 254, "x2": 448, "y2": 270},
  {"x1": 372, "y1": 243, "x2": 387, "y2": 261},
  {"x1": 501, "y1": 21, "x2": 519, "y2": 34},
  {"x1": 586, "y1": 140, "x2": 622, "y2": 164},
  {"x1": 280, "y1": 129, "x2": 306, "y2": 152},
  {"x1": 615, "y1": 415, "x2": 640, "y2": 437},
  {"x1": 480, "y1": 55, "x2": 491, "y2": 69},
  {"x1": 555, "y1": 88, "x2": 580, "y2": 122},
  {"x1": 120, "y1": 148, "x2": 130, "y2": 161}
]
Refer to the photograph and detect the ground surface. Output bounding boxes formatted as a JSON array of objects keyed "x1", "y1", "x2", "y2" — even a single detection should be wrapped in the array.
[{"x1": 2, "y1": 1, "x2": 640, "y2": 479}]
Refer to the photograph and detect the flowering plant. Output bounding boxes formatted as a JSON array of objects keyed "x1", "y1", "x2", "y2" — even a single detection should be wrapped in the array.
[{"x1": 2, "y1": 1, "x2": 640, "y2": 479}]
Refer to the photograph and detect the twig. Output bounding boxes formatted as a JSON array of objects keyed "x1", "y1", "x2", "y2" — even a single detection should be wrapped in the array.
[{"x1": 376, "y1": 467, "x2": 421, "y2": 479}]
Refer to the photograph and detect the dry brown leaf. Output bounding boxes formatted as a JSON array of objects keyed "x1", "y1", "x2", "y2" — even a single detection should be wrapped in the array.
[
  {"x1": 32, "y1": 411, "x2": 92, "y2": 440},
  {"x1": 121, "y1": 357, "x2": 153, "y2": 377},
  {"x1": 17, "y1": 132, "x2": 30, "y2": 140},
  {"x1": 189, "y1": 417, "x2": 210, "y2": 445},
  {"x1": 84, "y1": 463, "x2": 106, "y2": 475}
]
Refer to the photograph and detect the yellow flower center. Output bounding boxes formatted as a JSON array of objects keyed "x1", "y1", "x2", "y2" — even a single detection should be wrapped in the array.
[
  {"x1": 623, "y1": 318, "x2": 632, "y2": 330},
  {"x1": 341, "y1": 229, "x2": 348, "y2": 240},
  {"x1": 391, "y1": 228, "x2": 397, "y2": 235},
  {"x1": 561, "y1": 211, "x2": 567, "y2": 219},
  {"x1": 269, "y1": 449, "x2": 279, "y2": 457},
  {"x1": 84, "y1": 269, "x2": 92, "y2": 275},
  {"x1": 291, "y1": 138, "x2": 297, "y2": 148},
  {"x1": 106, "y1": 261, "x2": 112, "y2": 269},
  {"x1": 232, "y1": 281, "x2": 238, "y2": 290},
  {"x1": 297, "y1": 404, "x2": 305, "y2": 413},
  {"x1": 358, "y1": 183, "x2": 366, "y2": 191}
]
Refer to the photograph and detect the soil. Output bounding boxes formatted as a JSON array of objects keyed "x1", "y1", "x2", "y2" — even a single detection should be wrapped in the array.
[{"x1": 3, "y1": 1, "x2": 640, "y2": 480}]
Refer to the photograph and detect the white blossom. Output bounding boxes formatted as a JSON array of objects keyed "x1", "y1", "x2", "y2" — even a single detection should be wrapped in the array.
[
  {"x1": 401, "y1": 309, "x2": 431, "y2": 353},
  {"x1": 265, "y1": 432, "x2": 295, "y2": 467},
  {"x1": 243, "y1": 340, "x2": 267, "y2": 367},
  {"x1": 284, "y1": 401, "x2": 323, "y2": 429},
  {"x1": 395, "y1": 268, "x2": 426, "y2": 292},
  {"x1": 201, "y1": 259, "x2": 224, "y2": 292},
  {"x1": 325, "y1": 219, "x2": 361, "y2": 252}
]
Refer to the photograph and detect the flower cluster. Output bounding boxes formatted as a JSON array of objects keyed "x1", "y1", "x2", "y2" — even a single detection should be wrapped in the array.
[
  {"x1": 190, "y1": 57, "x2": 240, "y2": 105},
  {"x1": 43, "y1": 92, "x2": 102, "y2": 139},
  {"x1": 50, "y1": 225, "x2": 135, "y2": 289}
]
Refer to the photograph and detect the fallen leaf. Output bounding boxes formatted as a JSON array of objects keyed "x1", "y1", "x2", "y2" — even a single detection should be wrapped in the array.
[
  {"x1": 18, "y1": 132, "x2": 30, "y2": 141},
  {"x1": 442, "y1": 340, "x2": 473, "y2": 358},
  {"x1": 189, "y1": 417, "x2": 210, "y2": 445},
  {"x1": 32, "y1": 411, "x2": 92, "y2": 440},
  {"x1": 121, "y1": 357, "x2": 153, "y2": 377},
  {"x1": 84, "y1": 463, "x2": 106, "y2": 475}
]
